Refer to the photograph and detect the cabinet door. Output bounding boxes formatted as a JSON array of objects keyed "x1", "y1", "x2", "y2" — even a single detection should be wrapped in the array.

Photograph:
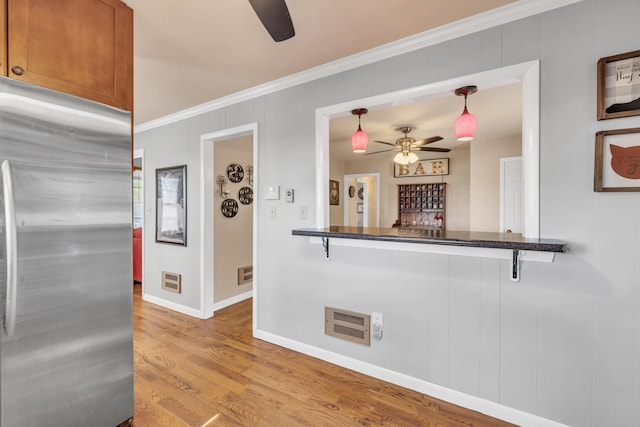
[
  {"x1": 7, "y1": 0, "x2": 132, "y2": 110},
  {"x1": 1, "y1": 0, "x2": 6, "y2": 76}
]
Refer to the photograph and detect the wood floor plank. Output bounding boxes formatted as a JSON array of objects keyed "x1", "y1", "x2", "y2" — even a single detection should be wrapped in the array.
[{"x1": 132, "y1": 285, "x2": 514, "y2": 427}]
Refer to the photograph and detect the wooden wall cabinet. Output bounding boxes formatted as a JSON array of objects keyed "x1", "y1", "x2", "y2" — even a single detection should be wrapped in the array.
[
  {"x1": 396, "y1": 183, "x2": 446, "y2": 230},
  {"x1": 3, "y1": 0, "x2": 132, "y2": 111},
  {"x1": 1, "y1": 0, "x2": 6, "y2": 76}
]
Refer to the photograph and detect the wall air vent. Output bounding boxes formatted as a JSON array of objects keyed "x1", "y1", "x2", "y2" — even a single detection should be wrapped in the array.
[
  {"x1": 325, "y1": 307, "x2": 370, "y2": 346},
  {"x1": 161, "y1": 271, "x2": 182, "y2": 293},
  {"x1": 237, "y1": 265, "x2": 253, "y2": 286}
]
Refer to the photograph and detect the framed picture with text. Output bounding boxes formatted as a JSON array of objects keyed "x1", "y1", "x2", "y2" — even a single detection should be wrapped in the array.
[
  {"x1": 394, "y1": 158, "x2": 449, "y2": 177},
  {"x1": 597, "y1": 50, "x2": 640, "y2": 120}
]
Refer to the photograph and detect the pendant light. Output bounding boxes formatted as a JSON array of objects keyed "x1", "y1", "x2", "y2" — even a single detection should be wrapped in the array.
[
  {"x1": 454, "y1": 86, "x2": 478, "y2": 141},
  {"x1": 351, "y1": 108, "x2": 368, "y2": 153}
]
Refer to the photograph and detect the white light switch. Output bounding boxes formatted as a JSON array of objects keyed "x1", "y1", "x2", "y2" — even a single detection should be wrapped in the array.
[
  {"x1": 265, "y1": 185, "x2": 280, "y2": 200},
  {"x1": 268, "y1": 206, "x2": 276, "y2": 219},
  {"x1": 299, "y1": 205, "x2": 307, "y2": 220}
]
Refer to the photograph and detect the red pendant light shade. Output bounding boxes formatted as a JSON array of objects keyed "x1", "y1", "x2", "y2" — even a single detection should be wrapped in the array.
[
  {"x1": 351, "y1": 108, "x2": 368, "y2": 153},
  {"x1": 454, "y1": 86, "x2": 478, "y2": 142}
]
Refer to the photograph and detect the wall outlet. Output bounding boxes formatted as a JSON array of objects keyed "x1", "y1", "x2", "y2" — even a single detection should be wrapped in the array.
[
  {"x1": 285, "y1": 188, "x2": 294, "y2": 203},
  {"x1": 371, "y1": 312, "x2": 383, "y2": 340}
]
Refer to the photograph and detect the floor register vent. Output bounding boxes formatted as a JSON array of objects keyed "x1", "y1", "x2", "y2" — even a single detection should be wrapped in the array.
[
  {"x1": 325, "y1": 307, "x2": 370, "y2": 346},
  {"x1": 237, "y1": 265, "x2": 253, "y2": 286},
  {"x1": 161, "y1": 271, "x2": 182, "y2": 293}
]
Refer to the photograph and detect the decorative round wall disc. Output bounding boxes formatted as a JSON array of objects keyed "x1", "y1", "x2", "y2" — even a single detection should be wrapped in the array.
[
  {"x1": 239, "y1": 187, "x2": 253, "y2": 205},
  {"x1": 358, "y1": 187, "x2": 364, "y2": 200},
  {"x1": 227, "y1": 163, "x2": 244, "y2": 182},
  {"x1": 221, "y1": 199, "x2": 239, "y2": 218},
  {"x1": 227, "y1": 164, "x2": 244, "y2": 183},
  {"x1": 349, "y1": 186, "x2": 355, "y2": 197}
]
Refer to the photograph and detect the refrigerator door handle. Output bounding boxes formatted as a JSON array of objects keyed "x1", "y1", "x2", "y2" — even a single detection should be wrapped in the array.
[{"x1": 1, "y1": 160, "x2": 17, "y2": 337}]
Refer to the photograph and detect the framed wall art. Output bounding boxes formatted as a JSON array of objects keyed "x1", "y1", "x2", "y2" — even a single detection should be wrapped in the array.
[
  {"x1": 156, "y1": 165, "x2": 187, "y2": 245},
  {"x1": 394, "y1": 158, "x2": 449, "y2": 177},
  {"x1": 329, "y1": 179, "x2": 339, "y2": 205},
  {"x1": 594, "y1": 127, "x2": 640, "y2": 192},
  {"x1": 597, "y1": 50, "x2": 640, "y2": 120}
]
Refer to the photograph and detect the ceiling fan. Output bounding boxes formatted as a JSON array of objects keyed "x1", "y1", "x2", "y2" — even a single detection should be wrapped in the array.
[
  {"x1": 248, "y1": 0, "x2": 295, "y2": 42},
  {"x1": 365, "y1": 126, "x2": 450, "y2": 158}
]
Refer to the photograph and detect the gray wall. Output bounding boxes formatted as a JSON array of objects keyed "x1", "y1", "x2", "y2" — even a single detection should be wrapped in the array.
[{"x1": 134, "y1": 1, "x2": 640, "y2": 425}]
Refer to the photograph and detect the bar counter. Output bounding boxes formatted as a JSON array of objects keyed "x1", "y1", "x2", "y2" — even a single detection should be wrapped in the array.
[{"x1": 292, "y1": 226, "x2": 566, "y2": 253}]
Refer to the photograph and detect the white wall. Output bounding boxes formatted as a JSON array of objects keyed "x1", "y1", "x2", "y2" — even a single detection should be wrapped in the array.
[
  {"x1": 470, "y1": 136, "x2": 522, "y2": 231},
  {"x1": 134, "y1": 1, "x2": 640, "y2": 425},
  {"x1": 213, "y1": 136, "x2": 253, "y2": 303}
]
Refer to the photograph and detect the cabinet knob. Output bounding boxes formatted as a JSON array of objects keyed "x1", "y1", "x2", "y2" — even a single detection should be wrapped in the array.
[{"x1": 11, "y1": 66, "x2": 25, "y2": 76}]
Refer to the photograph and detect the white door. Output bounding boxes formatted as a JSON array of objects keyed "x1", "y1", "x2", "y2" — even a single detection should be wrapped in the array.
[{"x1": 500, "y1": 157, "x2": 523, "y2": 234}]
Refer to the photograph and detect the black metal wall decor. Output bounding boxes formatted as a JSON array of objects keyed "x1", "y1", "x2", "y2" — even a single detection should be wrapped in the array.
[
  {"x1": 227, "y1": 163, "x2": 244, "y2": 183},
  {"x1": 221, "y1": 198, "x2": 239, "y2": 218},
  {"x1": 216, "y1": 174, "x2": 229, "y2": 198},
  {"x1": 246, "y1": 165, "x2": 254, "y2": 187},
  {"x1": 219, "y1": 163, "x2": 254, "y2": 219},
  {"x1": 238, "y1": 187, "x2": 253, "y2": 205}
]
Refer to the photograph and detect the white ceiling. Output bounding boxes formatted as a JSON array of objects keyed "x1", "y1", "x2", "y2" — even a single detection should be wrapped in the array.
[{"x1": 122, "y1": 0, "x2": 517, "y2": 125}]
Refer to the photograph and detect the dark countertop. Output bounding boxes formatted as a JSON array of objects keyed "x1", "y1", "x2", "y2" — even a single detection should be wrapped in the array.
[{"x1": 292, "y1": 226, "x2": 567, "y2": 253}]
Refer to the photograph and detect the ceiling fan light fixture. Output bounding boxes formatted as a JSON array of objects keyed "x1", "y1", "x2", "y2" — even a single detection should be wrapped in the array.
[
  {"x1": 393, "y1": 152, "x2": 408, "y2": 165},
  {"x1": 454, "y1": 85, "x2": 478, "y2": 141},
  {"x1": 351, "y1": 108, "x2": 369, "y2": 153},
  {"x1": 393, "y1": 151, "x2": 419, "y2": 165}
]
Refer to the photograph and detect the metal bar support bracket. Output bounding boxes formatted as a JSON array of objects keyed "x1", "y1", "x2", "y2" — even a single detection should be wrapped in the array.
[
  {"x1": 511, "y1": 249, "x2": 520, "y2": 282},
  {"x1": 322, "y1": 237, "x2": 330, "y2": 260}
]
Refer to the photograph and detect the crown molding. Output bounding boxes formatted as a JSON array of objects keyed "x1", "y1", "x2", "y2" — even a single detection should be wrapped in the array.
[{"x1": 134, "y1": 0, "x2": 582, "y2": 134}]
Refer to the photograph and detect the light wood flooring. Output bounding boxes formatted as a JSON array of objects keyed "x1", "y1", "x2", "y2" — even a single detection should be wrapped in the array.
[{"x1": 132, "y1": 285, "x2": 514, "y2": 427}]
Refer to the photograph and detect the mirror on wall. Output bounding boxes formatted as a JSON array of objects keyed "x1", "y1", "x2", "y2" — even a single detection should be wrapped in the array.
[{"x1": 320, "y1": 61, "x2": 539, "y2": 237}]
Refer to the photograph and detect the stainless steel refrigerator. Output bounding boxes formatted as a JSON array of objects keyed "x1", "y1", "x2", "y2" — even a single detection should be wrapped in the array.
[{"x1": 0, "y1": 76, "x2": 134, "y2": 426}]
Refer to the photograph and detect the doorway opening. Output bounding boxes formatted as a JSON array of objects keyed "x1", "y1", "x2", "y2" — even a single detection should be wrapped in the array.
[
  {"x1": 500, "y1": 156, "x2": 523, "y2": 234},
  {"x1": 343, "y1": 173, "x2": 380, "y2": 227},
  {"x1": 200, "y1": 124, "x2": 258, "y2": 325},
  {"x1": 133, "y1": 149, "x2": 144, "y2": 290}
]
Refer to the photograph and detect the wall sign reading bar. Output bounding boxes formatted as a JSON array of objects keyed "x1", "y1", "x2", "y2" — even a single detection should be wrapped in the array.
[{"x1": 394, "y1": 158, "x2": 449, "y2": 177}]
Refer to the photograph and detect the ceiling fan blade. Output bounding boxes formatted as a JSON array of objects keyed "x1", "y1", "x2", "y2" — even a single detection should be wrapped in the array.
[
  {"x1": 248, "y1": 0, "x2": 295, "y2": 42},
  {"x1": 364, "y1": 148, "x2": 399, "y2": 155},
  {"x1": 373, "y1": 140, "x2": 397, "y2": 147},
  {"x1": 417, "y1": 146, "x2": 451, "y2": 152},
  {"x1": 412, "y1": 136, "x2": 444, "y2": 146}
]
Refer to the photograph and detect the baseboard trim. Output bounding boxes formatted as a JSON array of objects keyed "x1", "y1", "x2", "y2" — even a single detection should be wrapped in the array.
[
  {"x1": 253, "y1": 328, "x2": 570, "y2": 427},
  {"x1": 142, "y1": 290, "x2": 253, "y2": 319},
  {"x1": 212, "y1": 290, "x2": 253, "y2": 313},
  {"x1": 142, "y1": 292, "x2": 204, "y2": 318}
]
